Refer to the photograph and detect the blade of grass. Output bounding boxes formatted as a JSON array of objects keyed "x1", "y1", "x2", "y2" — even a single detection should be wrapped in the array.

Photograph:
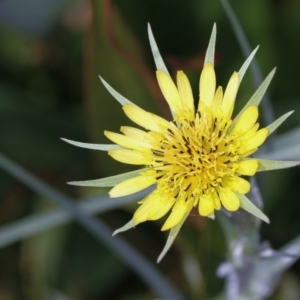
[
  {"x1": 0, "y1": 153, "x2": 183, "y2": 300},
  {"x1": 0, "y1": 189, "x2": 152, "y2": 249}
]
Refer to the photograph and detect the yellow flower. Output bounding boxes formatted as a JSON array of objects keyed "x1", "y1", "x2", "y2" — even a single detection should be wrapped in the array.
[
  {"x1": 105, "y1": 26, "x2": 267, "y2": 230},
  {"x1": 64, "y1": 24, "x2": 298, "y2": 261},
  {"x1": 106, "y1": 67, "x2": 266, "y2": 229}
]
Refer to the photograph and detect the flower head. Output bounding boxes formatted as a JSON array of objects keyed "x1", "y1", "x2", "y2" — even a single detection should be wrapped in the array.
[
  {"x1": 64, "y1": 24, "x2": 298, "y2": 261},
  {"x1": 104, "y1": 24, "x2": 269, "y2": 230},
  {"x1": 106, "y1": 67, "x2": 266, "y2": 229}
]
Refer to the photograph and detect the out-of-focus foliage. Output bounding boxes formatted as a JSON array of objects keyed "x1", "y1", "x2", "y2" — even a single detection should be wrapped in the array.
[{"x1": 0, "y1": 0, "x2": 300, "y2": 299}]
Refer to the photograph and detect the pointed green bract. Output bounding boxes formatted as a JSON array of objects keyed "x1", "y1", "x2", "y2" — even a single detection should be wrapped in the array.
[
  {"x1": 266, "y1": 127, "x2": 300, "y2": 159},
  {"x1": 266, "y1": 111, "x2": 294, "y2": 136},
  {"x1": 148, "y1": 23, "x2": 176, "y2": 119},
  {"x1": 257, "y1": 159, "x2": 300, "y2": 172},
  {"x1": 61, "y1": 138, "x2": 121, "y2": 151},
  {"x1": 157, "y1": 211, "x2": 190, "y2": 263},
  {"x1": 113, "y1": 220, "x2": 137, "y2": 236},
  {"x1": 207, "y1": 213, "x2": 215, "y2": 220},
  {"x1": 204, "y1": 23, "x2": 216, "y2": 66},
  {"x1": 99, "y1": 76, "x2": 136, "y2": 106},
  {"x1": 260, "y1": 144, "x2": 300, "y2": 160},
  {"x1": 242, "y1": 67, "x2": 276, "y2": 107},
  {"x1": 230, "y1": 68, "x2": 276, "y2": 131},
  {"x1": 274, "y1": 126, "x2": 300, "y2": 148},
  {"x1": 238, "y1": 193, "x2": 269, "y2": 224},
  {"x1": 68, "y1": 168, "x2": 149, "y2": 187},
  {"x1": 148, "y1": 23, "x2": 169, "y2": 75},
  {"x1": 216, "y1": 211, "x2": 240, "y2": 244},
  {"x1": 238, "y1": 46, "x2": 259, "y2": 83}
]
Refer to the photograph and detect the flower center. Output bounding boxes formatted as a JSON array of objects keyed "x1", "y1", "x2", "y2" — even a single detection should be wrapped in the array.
[{"x1": 150, "y1": 111, "x2": 241, "y2": 199}]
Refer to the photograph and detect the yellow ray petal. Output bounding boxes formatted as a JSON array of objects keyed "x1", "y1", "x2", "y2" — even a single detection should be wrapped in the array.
[
  {"x1": 105, "y1": 131, "x2": 151, "y2": 150},
  {"x1": 198, "y1": 63, "x2": 216, "y2": 108},
  {"x1": 120, "y1": 126, "x2": 147, "y2": 138},
  {"x1": 231, "y1": 105, "x2": 258, "y2": 136},
  {"x1": 156, "y1": 70, "x2": 183, "y2": 116},
  {"x1": 237, "y1": 124, "x2": 261, "y2": 158},
  {"x1": 236, "y1": 159, "x2": 258, "y2": 176},
  {"x1": 244, "y1": 128, "x2": 268, "y2": 150},
  {"x1": 212, "y1": 86, "x2": 223, "y2": 111},
  {"x1": 198, "y1": 194, "x2": 214, "y2": 216},
  {"x1": 239, "y1": 123, "x2": 260, "y2": 141},
  {"x1": 121, "y1": 127, "x2": 160, "y2": 148},
  {"x1": 109, "y1": 176, "x2": 156, "y2": 198},
  {"x1": 240, "y1": 148, "x2": 258, "y2": 158},
  {"x1": 161, "y1": 200, "x2": 192, "y2": 231},
  {"x1": 222, "y1": 72, "x2": 239, "y2": 117},
  {"x1": 223, "y1": 176, "x2": 250, "y2": 195},
  {"x1": 176, "y1": 71, "x2": 195, "y2": 115},
  {"x1": 123, "y1": 104, "x2": 169, "y2": 132},
  {"x1": 147, "y1": 198, "x2": 176, "y2": 220},
  {"x1": 133, "y1": 195, "x2": 157, "y2": 223},
  {"x1": 211, "y1": 189, "x2": 221, "y2": 210},
  {"x1": 218, "y1": 187, "x2": 240, "y2": 211},
  {"x1": 108, "y1": 149, "x2": 150, "y2": 165}
]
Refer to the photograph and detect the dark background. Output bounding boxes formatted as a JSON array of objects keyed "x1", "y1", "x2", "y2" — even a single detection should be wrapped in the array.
[{"x1": 0, "y1": 0, "x2": 299, "y2": 299}]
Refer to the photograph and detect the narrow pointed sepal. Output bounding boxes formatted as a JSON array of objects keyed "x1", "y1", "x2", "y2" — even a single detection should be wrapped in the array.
[
  {"x1": 148, "y1": 23, "x2": 169, "y2": 75},
  {"x1": 207, "y1": 213, "x2": 215, "y2": 220},
  {"x1": 99, "y1": 76, "x2": 136, "y2": 106},
  {"x1": 256, "y1": 159, "x2": 300, "y2": 172},
  {"x1": 248, "y1": 67, "x2": 276, "y2": 106},
  {"x1": 112, "y1": 220, "x2": 137, "y2": 236},
  {"x1": 238, "y1": 193, "x2": 270, "y2": 223},
  {"x1": 266, "y1": 111, "x2": 294, "y2": 136},
  {"x1": 238, "y1": 46, "x2": 259, "y2": 83},
  {"x1": 232, "y1": 68, "x2": 276, "y2": 127},
  {"x1": 157, "y1": 212, "x2": 189, "y2": 263},
  {"x1": 61, "y1": 138, "x2": 121, "y2": 151},
  {"x1": 204, "y1": 23, "x2": 217, "y2": 65},
  {"x1": 67, "y1": 169, "x2": 148, "y2": 187}
]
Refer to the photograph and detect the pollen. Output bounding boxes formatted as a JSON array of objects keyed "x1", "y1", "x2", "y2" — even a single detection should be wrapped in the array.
[{"x1": 151, "y1": 113, "x2": 236, "y2": 197}]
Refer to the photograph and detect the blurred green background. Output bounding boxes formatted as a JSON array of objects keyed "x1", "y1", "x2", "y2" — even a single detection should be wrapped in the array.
[{"x1": 0, "y1": 0, "x2": 300, "y2": 299}]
